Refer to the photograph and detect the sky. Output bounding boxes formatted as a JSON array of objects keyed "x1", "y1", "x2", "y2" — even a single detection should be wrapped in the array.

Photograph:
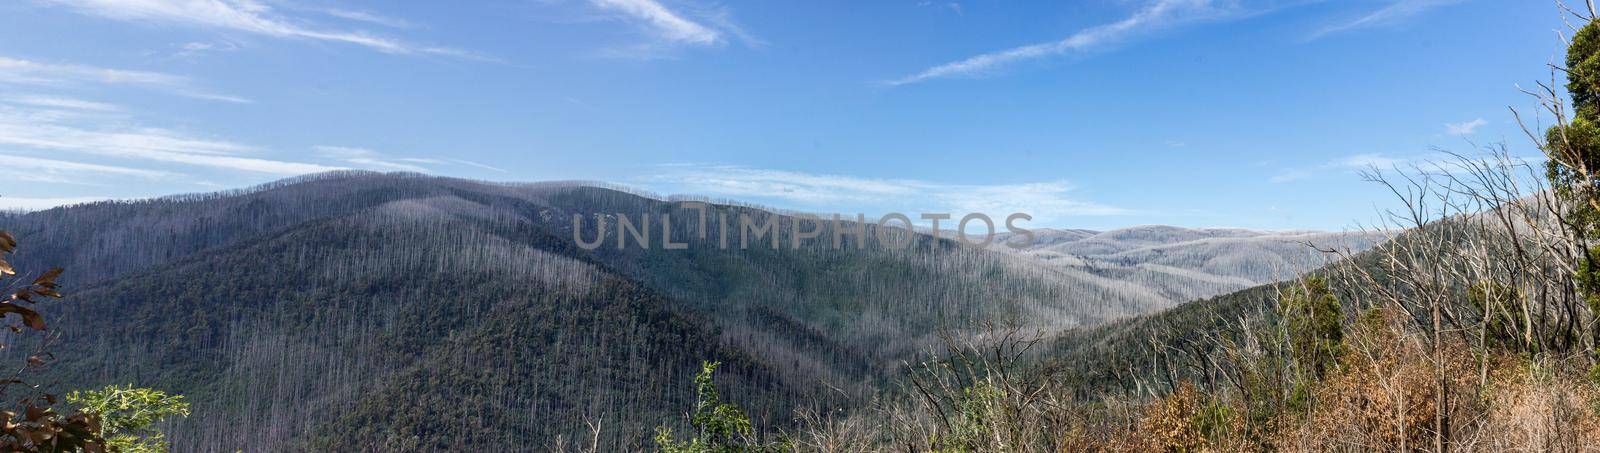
[{"x1": 0, "y1": 0, "x2": 1574, "y2": 231}]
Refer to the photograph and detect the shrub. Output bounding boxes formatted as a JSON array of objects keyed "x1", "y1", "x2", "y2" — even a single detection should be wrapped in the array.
[{"x1": 67, "y1": 385, "x2": 190, "y2": 453}]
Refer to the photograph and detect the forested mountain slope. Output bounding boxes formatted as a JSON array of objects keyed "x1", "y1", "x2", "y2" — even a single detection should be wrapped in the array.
[
  {"x1": 1038, "y1": 239, "x2": 1395, "y2": 399},
  {"x1": 0, "y1": 172, "x2": 1382, "y2": 449},
  {"x1": 1003, "y1": 226, "x2": 1385, "y2": 306},
  {"x1": 49, "y1": 203, "x2": 792, "y2": 450}
]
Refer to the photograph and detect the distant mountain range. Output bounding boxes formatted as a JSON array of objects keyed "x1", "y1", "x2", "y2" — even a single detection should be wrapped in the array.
[
  {"x1": 1001, "y1": 226, "x2": 1387, "y2": 305},
  {"x1": 0, "y1": 172, "x2": 1385, "y2": 450}
]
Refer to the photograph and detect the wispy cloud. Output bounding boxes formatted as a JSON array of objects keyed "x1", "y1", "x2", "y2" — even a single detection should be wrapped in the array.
[
  {"x1": 2, "y1": 153, "x2": 174, "y2": 179},
  {"x1": 0, "y1": 196, "x2": 120, "y2": 212},
  {"x1": 888, "y1": 0, "x2": 1226, "y2": 86},
  {"x1": 3, "y1": 94, "x2": 121, "y2": 112},
  {"x1": 314, "y1": 146, "x2": 511, "y2": 174},
  {"x1": 0, "y1": 98, "x2": 342, "y2": 175},
  {"x1": 1268, "y1": 169, "x2": 1314, "y2": 183},
  {"x1": 1334, "y1": 153, "x2": 1410, "y2": 168},
  {"x1": 314, "y1": 145, "x2": 431, "y2": 173},
  {"x1": 643, "y1": 164, "x2": 1129, "y2": 225},
  {"x1": 584, "y1": 0, "x2": 760, "y2": 56},
  {"x1": 1446, "y1": 118, "x2": 1488, "y2": 135},
  {"x1": 37, "y1": 0, "x2": 483, "y2": 59},
  {"x1": 1270, "y1": 152, "x2": 1416, "y2": 183},
  {"x1": 591, "y1": 0, "x2": 720, "y2": 45},
  {"x1": 173, "y1": 40, "x2": 241, "y2": 59},
  {"x1": 1273, "y1": 150, "x2": 1551, "y2": 185},
  {"x1": 442, "y1": 158, "x2": 509, "y2": 173},
  {"x1": 1309, "y1": 0, "x2": 1463, "y2": 40},
  {"x1": 917, "y1": 1, "x2": 964, "y2": 15},
  {"x1": 0, "y1": 56, "x2": 249, "y2": 103},
  {"x1": 321, "y1": 8, "x2": 415, "y2": 29}
]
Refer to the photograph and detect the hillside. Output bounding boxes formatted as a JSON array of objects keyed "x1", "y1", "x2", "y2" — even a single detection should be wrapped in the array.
[
  {"x1": 1001, "y1": 226, "x2": 1385, "y2": 306},
  {"x1": 0, "y1": 172, "x2": 1380, "y2": 449},
  {"x1": 50, "y1": 206, "x2": 794, "y2": 449}
]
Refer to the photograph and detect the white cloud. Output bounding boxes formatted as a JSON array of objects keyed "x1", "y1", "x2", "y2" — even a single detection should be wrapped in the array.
[
  {"x1": 582, "y1": 0, "x2": 760, "y2": 55},
  {"x1": 917, "y1": 1, "x2": 963, "y2": 15},
  {"x1": 1, "y1": 153, "x2": 174, "y2": 179},
  {"x1": 0, "y1": 100, "x2": 343, "y2": 175},
  {"x1": 0, "y1": 56, "x2": 249, "y2": 103},
  {"x1": 0, "y1": 196, "x2": 119, "y2": 212},
  {"x1": 590, "y1": 0, "x2": 721, "y2": 45},
  {"x1": 322, "y1": 8, "x2": 414, "y2": 29},
  {"x1": 314, "y1": 145, "x2": 431, "y2": 173},
  {"x1": 1310, "y1": 0, "x2": 1463, "y2": 40},
  {"x1": 1332, "y1": 153, "x2": 1407, "y2": 168},
  {"x1": 1446, "y1": 118, "x2": 1488, "y2": 135},
  {"x1": 3, "y1": 94, "x2": 121, "y2": 112},
  {"x1": 174, "y1": 40, "x2": 240, "y2": 58},
  {"x1": 313, "y1": 147, "x2": 510, "y2": 174},
  {"x1": 37, "y1": 0, "x2": 480, "y2": 58},
  {"x1": 444, "y1": 158, "x2": 509, "y2": 173},
  {"x1": 889, "y1": 0, "x2": 1224, "y2": 86},
  {"x1": 1268, "y1": 169, "x2": 1313, "y2": 183},
  {"x1": 643, "y1": 165, "x2": 1129, "y2": 225},
  {"x1": 1270, "y1": 152, "x2": 1420, "y2": 183}
]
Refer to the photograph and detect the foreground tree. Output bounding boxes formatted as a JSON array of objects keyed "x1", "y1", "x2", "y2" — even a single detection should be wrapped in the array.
[
  {"x1": 67, "y1": 385, "x2": 189, "y2": 453},
  {"x1": 1549, "y1": 4, "x2": 1600, "y2": 343},
  {"x1": 0, "y1": 230, "x2": 104, "y2": 451},
  {"x1": 655, "y1": 361, "x2": 786, "y2": 453}
]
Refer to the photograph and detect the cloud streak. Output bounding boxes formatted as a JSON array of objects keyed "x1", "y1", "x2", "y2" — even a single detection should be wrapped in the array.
[
  {"x1": 1269, "y1": 152, "x2": 1488, "y2": 183},
  {"x1": 1309, "y1": 0, "x2": 1463, "y2": 40},
  {"x1": 2, "y1": 153, "x2": 174, "y2": 179},
  {"x1": 582, "y1": 0, "x2": 759, "y2": 56},
  {"x1": 3, "y1": 94, "x2": 122, "y2": 112},
  {"x1": 313, "y1": 146, "x2": 512, "y2": 174},
  {"x1": 0, "y1": 196, "x2": 121, "y2": 212},
  {"x1": 0, "y1": 98, "x2": 342, "y2": 175},
  {"x1": 1446, "y1": 118, "x2": 1487, "y2": 135},
  {"x1": 443, "y1": 158, "x2": 509, "y2": 173},
  {"x1": 38, "y1": 0, "x2": 482, "y2": 59},
  {"x1": 888, "y1": 0, "x2": 1222, "y2": 86},
  {"x1": 1271, "y1": 153, "x2": 1409, "y2": 183},
  {"x1": 314, "y1": 145, "x2": 432, "y2": 173},
  {"x1": 643, "y1": 164, "x2": 1129, "y2": 225},
  {"x1": 0, "y1": 56, "x2": 249, "y2": 103},
  {"x1": 590, "y1": 0, "x2": 721, "y2": 46},
  {"x1": 321, "y1": 8, "x2": 415, "y2": 29}
]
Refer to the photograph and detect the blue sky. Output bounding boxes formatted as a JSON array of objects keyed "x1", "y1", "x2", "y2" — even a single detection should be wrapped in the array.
[{"x1": 0, "y1": 0, "x2": 1569, "y2": 230}]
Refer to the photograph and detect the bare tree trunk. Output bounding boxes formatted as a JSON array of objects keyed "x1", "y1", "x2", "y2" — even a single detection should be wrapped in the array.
[{"x1": 1434, "y1": 299, "x2": 1449, "y2": 453}]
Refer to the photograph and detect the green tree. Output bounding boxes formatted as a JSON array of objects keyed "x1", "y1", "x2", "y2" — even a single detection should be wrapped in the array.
[
  {"x1": 1278, "y1": 276, "x2": 1344, "y2": 381},
  {"x1": 1467, "y1": 280, "x2": 1528, "y2": 352},
  {"x1": 655, "y1": 361, "x2": 784, "y2": 453},
  {"x1": 1549, "y1": 22, "x2": 1600, "y2": 322},
  {"x1": 67, "y1": 385, "x2": 189, "y2": 453}
]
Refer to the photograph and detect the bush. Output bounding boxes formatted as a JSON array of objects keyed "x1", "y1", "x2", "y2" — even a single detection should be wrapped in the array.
[{"x1": 67, "y1": 385, "x2": 190, "y2": 453}]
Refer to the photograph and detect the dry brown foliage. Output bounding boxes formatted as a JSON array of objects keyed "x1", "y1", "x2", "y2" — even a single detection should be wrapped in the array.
[
  {"x1": 1131, "y1": 383, "x2": 1224, "y2": 452},
  {"x1": 1282, "y1": 309, "x2": 1478, "y2": 451},
  {"x1": 1472, "y1": 358, "x2": 1600, "y2": 451}
]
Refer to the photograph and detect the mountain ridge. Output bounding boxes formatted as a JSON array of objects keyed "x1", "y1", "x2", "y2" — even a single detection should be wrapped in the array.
[{"x1": 0, "y1": 172, "x2": 1385, "y2": 449}]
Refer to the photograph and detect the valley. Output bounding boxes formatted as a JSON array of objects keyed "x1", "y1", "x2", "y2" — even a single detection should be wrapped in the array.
[{"x1": 0, "y1": 172, "x2": 1379, "y2": 450}]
